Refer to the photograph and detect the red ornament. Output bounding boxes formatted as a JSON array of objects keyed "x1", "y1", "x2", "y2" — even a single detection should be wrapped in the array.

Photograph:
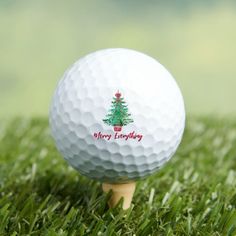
[{"x1": 115, "y1": 91, "x2": 121, "y2": 99}]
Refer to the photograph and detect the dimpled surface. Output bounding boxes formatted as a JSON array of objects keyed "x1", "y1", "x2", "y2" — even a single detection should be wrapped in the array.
[{"x1": 49, "y1": 48, "x2": 185, "y2": 183}]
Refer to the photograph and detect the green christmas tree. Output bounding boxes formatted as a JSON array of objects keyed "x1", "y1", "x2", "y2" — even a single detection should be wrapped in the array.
[{"x1": 103, "y1": 91, "x2": 133, "y2": 131}]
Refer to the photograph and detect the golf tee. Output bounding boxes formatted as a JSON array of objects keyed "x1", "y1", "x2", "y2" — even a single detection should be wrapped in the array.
[{"x1": 102, "y1": 182, "x2": 136, "y2": 210}]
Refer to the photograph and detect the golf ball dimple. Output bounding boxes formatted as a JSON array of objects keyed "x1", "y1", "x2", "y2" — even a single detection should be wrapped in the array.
[{"x1": 49, "y1": 48, "x2": 185, "y2": 183}]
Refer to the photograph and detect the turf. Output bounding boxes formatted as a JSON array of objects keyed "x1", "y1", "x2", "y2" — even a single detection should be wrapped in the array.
[
  {"x1": 1, "y1": 2, "x2": 236, "y2": 117},
  {"x1": 0, "y1": 117, "x2": 236, "y2": 235}
]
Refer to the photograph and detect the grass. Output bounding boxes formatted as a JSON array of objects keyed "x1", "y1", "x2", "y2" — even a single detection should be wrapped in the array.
[
  {"x1": 1, "y1": 1, "x2": 236, "y2": 117},
  {"x1": 0, "y1": 117, "x2": 236, "y2": 235}
]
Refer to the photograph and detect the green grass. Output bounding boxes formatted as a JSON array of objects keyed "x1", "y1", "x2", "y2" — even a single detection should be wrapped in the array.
[
  {"x1": 1, "y1": 117, "x2": 236, "y2": 235},
  {"x1": 0, "y1": 1, "x2": 236, "y2": 117}
]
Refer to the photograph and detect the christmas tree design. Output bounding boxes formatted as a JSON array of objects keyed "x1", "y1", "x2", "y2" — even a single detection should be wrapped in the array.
[{"x1": 103, "y1": 91, "x2": 134, "y2": 132}]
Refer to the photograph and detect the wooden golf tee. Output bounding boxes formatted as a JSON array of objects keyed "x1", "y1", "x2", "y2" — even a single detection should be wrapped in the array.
[{"x1": 102, "y1": 182, "x2": 136, "y2": 210}]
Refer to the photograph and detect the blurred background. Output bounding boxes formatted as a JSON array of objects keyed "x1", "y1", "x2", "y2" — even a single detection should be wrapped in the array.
[{"x1": 0, "y1": 0, "x2": 235, "y2": 118}]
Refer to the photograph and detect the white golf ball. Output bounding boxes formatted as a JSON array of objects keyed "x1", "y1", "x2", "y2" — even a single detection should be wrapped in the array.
[{"x1": 49, "y1": 48, "x2": 185, "y2": 183}]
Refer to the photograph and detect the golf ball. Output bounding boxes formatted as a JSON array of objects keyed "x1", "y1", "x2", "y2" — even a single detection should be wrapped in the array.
[{"x1": 49, "y1": 48, "x2": 185, "y2": 183}]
